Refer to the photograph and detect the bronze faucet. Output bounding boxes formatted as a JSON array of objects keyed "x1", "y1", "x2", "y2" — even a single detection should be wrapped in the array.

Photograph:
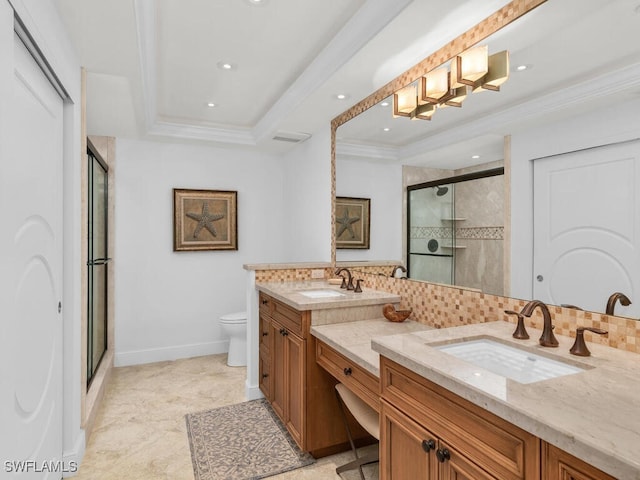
[
  {"x1": 390, "y1": 265, "x2": 407, "y2": 278},
  {"x1": 520, "y1": 300, "x2": 559, "y2": 347},
  {"x1": 334, "y1": 268, "x2": 354, "y2": 290},
  {"x1": 605, "y1": 292, "x2": 631, "y2": 315}
]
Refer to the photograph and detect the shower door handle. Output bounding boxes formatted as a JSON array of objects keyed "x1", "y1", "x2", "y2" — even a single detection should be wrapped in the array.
[{"x1": 87, "y1": 257, "x2": 112, "y2": 266}]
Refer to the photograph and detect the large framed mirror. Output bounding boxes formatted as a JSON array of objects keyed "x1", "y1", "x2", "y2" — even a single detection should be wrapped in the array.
[{"x1": 331, "y1": 0, "x2": 640, "y2": 318}]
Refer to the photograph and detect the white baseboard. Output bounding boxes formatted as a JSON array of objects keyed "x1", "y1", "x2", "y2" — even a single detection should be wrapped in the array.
[
  {"x1": 245, "y1": 380, "x2": 264, "y2": 401},
  {"x1": 114, "y1": 340, "x2": 229, "y2": 367},
  {"x1": 62, "y1": 430, "x2": 85, "y2": 477}
]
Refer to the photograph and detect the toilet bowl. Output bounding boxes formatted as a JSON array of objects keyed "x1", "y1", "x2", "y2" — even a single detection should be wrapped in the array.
[{"x1": 220, "y1": 311, "x2": 247, "y2": 367}]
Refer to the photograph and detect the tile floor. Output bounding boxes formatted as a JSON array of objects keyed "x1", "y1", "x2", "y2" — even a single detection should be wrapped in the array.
[{"x1": 76, "y1": 354, "x2": 378, "y2": 479}]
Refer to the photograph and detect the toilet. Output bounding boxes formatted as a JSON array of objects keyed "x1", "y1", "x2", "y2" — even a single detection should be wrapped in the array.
[{"x1": 220, "y1": 311, "x2": 247, "y2": 367}]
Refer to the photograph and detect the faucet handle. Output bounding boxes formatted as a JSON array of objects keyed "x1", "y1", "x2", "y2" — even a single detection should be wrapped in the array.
[
  {"x1": 569, "y1": 327, "x2": 608, "y2": 357},
  {"x1": 354, "y1": 279, "x2": 363, "y2": 293},
  {"x1": 339, "y1": 275, "x2": 348, "y2": 289},
  {"x1": 505, "y1": 310, "x2": 529, "y2": 340}
]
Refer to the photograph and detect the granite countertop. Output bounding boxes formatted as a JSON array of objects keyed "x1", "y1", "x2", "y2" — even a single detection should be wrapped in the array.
[
  {"x1": 372, "y1": 321, "x2": 640, "y2": 480},
  {"x1": 311, "y1": 318, "x2": 433, "y2": 376},
  {"x1": 255, "y1": 281, "x2": 400, "y2": 311}
]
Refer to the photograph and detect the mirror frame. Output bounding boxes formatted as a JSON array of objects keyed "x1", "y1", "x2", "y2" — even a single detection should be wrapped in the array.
[{"x1": 329, "y1": 0, "x2": 547, "y2": 266}]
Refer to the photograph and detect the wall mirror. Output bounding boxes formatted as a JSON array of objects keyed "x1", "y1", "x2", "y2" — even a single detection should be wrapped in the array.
[{"x1": 331, "y1": 0, "x2": 640, "y2": 318}]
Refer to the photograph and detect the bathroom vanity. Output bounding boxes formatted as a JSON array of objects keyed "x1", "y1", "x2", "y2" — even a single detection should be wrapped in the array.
[{"x1": 255, "y1": 281, "x2": 402, "y2": 457}]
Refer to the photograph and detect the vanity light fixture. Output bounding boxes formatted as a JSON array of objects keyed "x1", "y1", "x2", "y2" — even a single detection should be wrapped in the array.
[
  {"x1": 392, "y1": 45, "x2": 509, "y2": 121},
  {"x1": 393, "y1": 83, "x2": 418, "y2": 117}
]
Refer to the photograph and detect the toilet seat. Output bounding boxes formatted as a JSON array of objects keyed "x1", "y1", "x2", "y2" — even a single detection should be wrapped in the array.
[{"x1": 220, "y1": 311, "x2": 246, "y2": 324}]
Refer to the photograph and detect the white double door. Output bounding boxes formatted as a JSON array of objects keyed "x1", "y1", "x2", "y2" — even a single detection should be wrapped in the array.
[
  {"x1": 0, "y1": 3, "x2": 65, "y2": 478},
  {"x1": 533, "y1": 140, "x2": 640, "y2": 317}
]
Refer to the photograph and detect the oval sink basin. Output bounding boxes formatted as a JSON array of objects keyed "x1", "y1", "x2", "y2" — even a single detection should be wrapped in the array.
[
  {"x1": 298, "y1": 289, "x2": 345, "y2": 299},
  {"x1": 433, "y1": 338, "x2": 586, "y2": 384}
]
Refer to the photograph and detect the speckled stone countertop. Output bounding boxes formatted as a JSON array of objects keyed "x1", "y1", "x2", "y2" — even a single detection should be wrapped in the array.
[
  {"x1": 255, "y1": 281, "x2": 400, "y2": 311},
  {"x1": 311, "y1": 318, "x2": 433, "y2": 376},
  {"x1": 372, "y1": 321, "x2": 640, "y2": 480}
]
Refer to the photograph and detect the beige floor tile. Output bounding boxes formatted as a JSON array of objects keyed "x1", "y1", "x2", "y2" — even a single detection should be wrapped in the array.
[{"x1": 75, "y1": 354, "x2": 379, "y2": 480}]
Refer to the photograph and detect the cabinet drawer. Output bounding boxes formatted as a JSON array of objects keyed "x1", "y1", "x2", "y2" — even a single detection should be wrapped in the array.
[
  {"x1": 381, "y1": 357, "x2": 540, "y2": 480},
  {"x1": 271, "y1": 297, "x2": 304, "y2": 337},
  {"x1": 543, "y1": 442, "x2": 616, "y2": 480},
  {"x1": 259, "y1": 350, "x2": 270, "y2": 399},
  {"x1": 259, "y1": 291, "x2": 273, "y2": 316},
  {"x1": 259, "y1": 313, "x2": 270, "y2": 354},
  {"x1": 316, "y1": 340, "x2": 379, "y2": 411}
]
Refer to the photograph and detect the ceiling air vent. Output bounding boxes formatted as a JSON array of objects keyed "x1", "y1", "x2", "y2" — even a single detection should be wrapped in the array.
[{"x1": 272, "y1": 131, "x2": 312, "y2": 143}]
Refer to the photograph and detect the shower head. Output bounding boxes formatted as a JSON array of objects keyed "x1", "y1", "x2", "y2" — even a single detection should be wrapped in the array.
[{"x1": 435, "y1": 185, "x2": 449, "y2": 196}]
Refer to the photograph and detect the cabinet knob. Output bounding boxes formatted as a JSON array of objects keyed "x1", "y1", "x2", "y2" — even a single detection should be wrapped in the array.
[
  {"x1": 261, "y1": 373, "x2": 269, "y2": 379},
  {"x1": 421, "y1": 439, "x2": 435, "y2": 452},
  {"x1": 343, "y1": 367, "x2": 352, "y2": 376},
  {"x1": 436, "y1": 448, "x2": 450, "y2": 463},
  {"x1": 282, "y1": 329, "x2": 288, "y2": 336},
  {"x1": 262, "y1": 299, "x2": 269, "y2": 305},
  {"x1": 262, "y1": 331, "x2": 268, "y2": 336}
]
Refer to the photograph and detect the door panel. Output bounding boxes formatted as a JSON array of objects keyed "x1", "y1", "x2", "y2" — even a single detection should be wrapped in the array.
[
  {"x1": 0, "y1": 24, "x2": 64, "y2": 477},
  {"x1": 533, "y1": 141, "x2": 640, "y2": 316}
]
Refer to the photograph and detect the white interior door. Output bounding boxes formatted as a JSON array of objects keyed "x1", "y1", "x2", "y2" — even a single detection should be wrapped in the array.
[
  {"x1": 0, "y1": 25, "x2": 64, "y2": 478},
  {"x1": 533, "y1": 140, "x2": 640, "y2": 317}
]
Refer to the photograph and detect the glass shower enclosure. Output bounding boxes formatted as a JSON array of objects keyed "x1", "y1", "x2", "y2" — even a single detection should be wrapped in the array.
[{"x1": 407, "y1": 183, "x2": 459, "y2": 284}]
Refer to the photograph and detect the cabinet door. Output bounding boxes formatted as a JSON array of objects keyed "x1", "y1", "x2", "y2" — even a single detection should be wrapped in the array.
[
  {"x1": 285, "y1": 330, "x2": 305, "y2": 448},
  {"x1": 258, "y1": 350, "x2": 270, "y2": 399},
  {"x1": 380, "y1": 400, "x2": 438, "y2": 480},
  {"x1": 270, "y1": 319, "x2": 286, "y2": 421},
  {"x1": 544, "y1": 443, "x2": 616, "y2": 480},
  {"x1": 438, "y1": 441, "x2": 497, "y2": 480}
]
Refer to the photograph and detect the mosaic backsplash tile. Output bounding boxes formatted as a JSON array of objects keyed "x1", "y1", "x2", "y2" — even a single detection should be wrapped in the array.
[{"x1": 254, "y1": 265, "x2": 640, "y2": 354}]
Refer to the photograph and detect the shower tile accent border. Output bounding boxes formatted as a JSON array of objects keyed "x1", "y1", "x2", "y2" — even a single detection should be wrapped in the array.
[{"x1": 252, "y1": 265, "x2": 640, "y2": 354}]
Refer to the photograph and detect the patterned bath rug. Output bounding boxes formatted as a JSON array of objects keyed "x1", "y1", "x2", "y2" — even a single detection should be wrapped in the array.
[{"x1": 185, "y1": 399, "x2": 315, "y2": 480}]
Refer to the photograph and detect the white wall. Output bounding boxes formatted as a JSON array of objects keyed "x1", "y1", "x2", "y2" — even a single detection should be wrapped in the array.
[
  {"x1": 281, "y1": 125, "x2": 332, "y2": 262},
  {"x1": 336, "y1": 157, "x2": 403, "y2": 262},
  {"x1": 510, "y1": 98, "x2": 640, "y2": 300},
  {"x1": 114, "y1": 139, "x2": 288, "y2": 366}
]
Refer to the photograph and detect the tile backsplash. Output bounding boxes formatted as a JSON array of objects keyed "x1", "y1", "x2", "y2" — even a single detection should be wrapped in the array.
[{"x1": 254, "y1": 265, "x2": 640, "y2": 354}]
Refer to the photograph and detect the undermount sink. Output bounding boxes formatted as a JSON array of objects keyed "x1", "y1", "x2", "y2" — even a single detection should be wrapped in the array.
[
  {"x1": 298, "y1": 289, "x2": 345, "y2": 299},
  {"x1": 433, "y1": 338, "x2": 586, "y2": 384}
]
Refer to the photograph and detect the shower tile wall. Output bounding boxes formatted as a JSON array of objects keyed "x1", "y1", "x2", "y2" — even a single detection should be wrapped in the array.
[{"x1": 455, "y1": 174, "x2": 504, "y2": 295}]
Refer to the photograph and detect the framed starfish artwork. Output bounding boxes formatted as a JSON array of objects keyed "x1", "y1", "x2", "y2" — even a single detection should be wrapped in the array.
[
  {"x1": 335, "y1": 196, "x2": 370, "y2": 249},
  {"x1": 173, "y1": 189, "x2": 238, "y2": 251}
]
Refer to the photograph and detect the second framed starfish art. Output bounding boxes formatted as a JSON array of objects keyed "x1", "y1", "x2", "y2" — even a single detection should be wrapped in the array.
[
  {"x1": 335, "y1": 196, "x2": 370, "y2": 249},
  {"x1": 173, "y1": 189, "x2": 238, "y2": 251}
]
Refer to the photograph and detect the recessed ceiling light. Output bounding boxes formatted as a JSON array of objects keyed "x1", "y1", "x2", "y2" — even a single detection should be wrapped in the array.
[
  {"x1": 335, "y1": 93, "x2": 348, "y2": 100},
  {"x1": 515, "y1": 64, "x2": 532, "y2": 72},
  {"x1": 383, "y1": 127, "x2": 391, "y2": 132},
  {"x1": 380, "y1": 101, "x2": 390, "y2": 107},
  {"x1": 207, "y1": 102, "x2": 216, "y2": 107},
  {"x1": 244, "y1": 0, "x2": 269, "y2": 5},
  {"x1": 217, "y1": 61, "x2": 237, "y2": 71},
  {"x1": 471, "y1": 155, "x2": 480, "y2": 159}
]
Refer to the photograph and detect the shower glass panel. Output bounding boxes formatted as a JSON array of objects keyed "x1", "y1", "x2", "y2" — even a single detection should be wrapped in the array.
[
  {"x1": 408, "y1": 183, "x2": 456, "y2": 284},
  {"x1": 87, "y1": 145, "x2": 108, "y2": 387}
]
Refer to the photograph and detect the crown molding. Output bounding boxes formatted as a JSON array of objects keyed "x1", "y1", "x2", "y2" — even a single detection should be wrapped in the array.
[
  {"x1": 147, "y1": 121, "x2": 255, "y2": 146},
  {"x1": 336, "y1": 141, "x2": 399, "y2": 161}
]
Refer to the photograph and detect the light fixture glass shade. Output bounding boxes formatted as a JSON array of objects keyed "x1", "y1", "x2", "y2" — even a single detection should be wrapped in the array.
[
  {"x1": 474, "y1": 50, "x2": 510, "y2": 92},
  {"x1": 441, "y1": 86, "x2": 468, "y2": 108},
  {"x1": 457, "y1": 45, "x2": 488, "y2": 85},
  {"x1": 411, "y1": 102, "x2": 436, "y2": 120},
  {"x1": 421, "y1": 67, "x2": 449, "y2": 103},
  {"x1": 393, "y1": 84, "x2": 417, "y2": 117}
]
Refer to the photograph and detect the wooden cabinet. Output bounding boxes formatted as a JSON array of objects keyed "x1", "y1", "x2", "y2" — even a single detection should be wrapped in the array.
[
  {"x1": 543, "y1": 443, "x2": 616, "y2": 480},
  {"x1": 380, "y1": 356, "x2": 541, "y2": 480},
  {"x1": 258, "y1": 292, "x2": 365, "y2": 457},
  {"x1": 316, "y1": 338, "x2": 379, "y2": 412}
]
